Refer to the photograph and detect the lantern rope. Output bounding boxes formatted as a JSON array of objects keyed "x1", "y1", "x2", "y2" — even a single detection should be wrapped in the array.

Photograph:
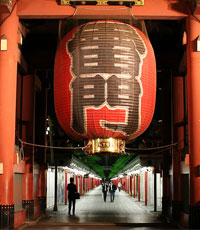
[
  {"x1": 125, "y1": 142, "x2": 178, "y2": 151},
  {"x1": 18, "y1": 137, "x2": 180, "y2": 152},
  {"x1": 18, "y1": 137, "x2": 84, "y2": 150}
]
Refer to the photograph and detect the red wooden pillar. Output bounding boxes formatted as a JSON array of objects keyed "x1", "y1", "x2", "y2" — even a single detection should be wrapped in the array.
[
  {"x1": 87, "y1": 177, "x2": 89, "y2": 192},
  {"x1": 89, "y1": 178, "x2": 91, "y2": 190},
  {"x1": 65, "y1": 169, "x2": 67, "y2": 205},
  {"x1": 172, "y1": 76, "x2": 184, "y2": 220},
  {"x1": 130, "y1": 176, "x2": 132, "y2": 196},
  {"x1": 35, "y1": 80, "x2": 47, "y2": 215},
  {"x1": 127, "y1": 177, "x2": 129, "y2": 193},
  {"x1": 186, "y1": 15, "x2": 200, "y2": 228},
  {"x1": 22, "y1": 75, "x2": 34, "y2": 220},
  {"x1": 37, "y1": 163, "x2": 47, "y2": 213},
  {"x1": 145, "y1": 171, "x2": 148, "y2": 206},
  {"x1": 80, "y1": 176, "x2": 82, "y2": 195},
  {"x1": 138, "y1": 175, "x2": 140, "y2": 202},
  {"x1": 90, "y1": 178, "x2": 92, "y2": 190},
  {"x1": 127, "y1": 177, "x2": 129, "y2": 194},
  {"x1": 0, "y1": 6, "x2": 18, "y2": 228},
  {"x1": 83, "y1": 177, "x2": 86, "y2": 193},
  {"x1": 76, "y1": 175, "x2": 78, "y2": 192}
]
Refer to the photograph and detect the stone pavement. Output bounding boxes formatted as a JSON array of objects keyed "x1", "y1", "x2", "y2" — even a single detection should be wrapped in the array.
[{"x1": 17, "y1": 186, "x2": 179, "y2": 230}]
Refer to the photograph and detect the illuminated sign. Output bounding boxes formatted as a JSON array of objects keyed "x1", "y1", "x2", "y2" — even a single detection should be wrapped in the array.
[{"x1": 59, "y1": 0, "x2": 144, "y2": 6}]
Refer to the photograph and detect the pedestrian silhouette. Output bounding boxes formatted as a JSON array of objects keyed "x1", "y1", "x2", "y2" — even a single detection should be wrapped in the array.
[
  {"x1": 109, "y1": 181, "x2": 117, "y2": 202},
  {"x1": 102, "y1": 182, "x2": 108, "y2": 202},
  {"x1": 67, "y1": 177, "x2": 77, "y2": 215}
]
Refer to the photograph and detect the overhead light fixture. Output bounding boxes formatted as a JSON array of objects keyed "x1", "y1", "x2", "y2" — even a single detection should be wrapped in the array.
[
  {"x1": 69, "y1": 1, "x2": 135, "y2": 7},
  {"x1": 197, "y1": 35, "x2": 200, "y2": 52},
  {"x1": 58, "y1": 0, "x2": 144, "y2": 7}
]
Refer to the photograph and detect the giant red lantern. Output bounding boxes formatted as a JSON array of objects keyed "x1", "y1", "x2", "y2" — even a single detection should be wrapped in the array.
[{"x1": 54, "y1": 21, "x2": 156, "y2": 154}]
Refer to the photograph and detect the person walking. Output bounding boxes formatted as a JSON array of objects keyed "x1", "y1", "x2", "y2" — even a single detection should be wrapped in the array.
[
  {"x1": 67, "y1": 177, "x2": 77, "y2": 215},
  {"x1": 118, "y1": 181, "x2": 122, "y2": 192},
  {"x1": 102, "y1": 182, "x2": 108, "y2": 202},
  {"x1": 109, "y1": 181, "x2": 117, "y2": 202}
]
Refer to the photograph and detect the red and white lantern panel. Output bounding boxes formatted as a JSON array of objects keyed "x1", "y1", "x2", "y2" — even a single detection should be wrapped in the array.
[{"x1": 54, "y1": 21, "x2": 156, "y2": 143}]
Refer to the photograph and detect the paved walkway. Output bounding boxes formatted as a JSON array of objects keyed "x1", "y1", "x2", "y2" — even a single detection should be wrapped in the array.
[{"x1": 17, "y1": 186, "x2": 179, "y2": 230}]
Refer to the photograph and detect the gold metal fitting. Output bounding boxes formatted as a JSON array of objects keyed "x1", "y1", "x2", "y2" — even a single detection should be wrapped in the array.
[{"x1": 85, "y1": 138, "x2": 125, "y2": 155}]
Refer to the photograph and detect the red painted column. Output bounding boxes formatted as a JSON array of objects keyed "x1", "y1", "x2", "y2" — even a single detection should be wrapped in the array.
[
  {"x1": 37, "y1": 163, "x2": 46, "y2": 213},
  {"x1": 76, "y1": 175, "x2": 78, "y2": 192},
  {"x1": 127, "y1": 177, "x2": 129, "y2": 194},
  {"x1": 65, "y1": 170, "x2": 67, "y2": 205},
  {"x1": 172, "y1": 76, "x2": 184, "y2": 220},
  {"x1": 89, "y1": 178, "x2": 91, "y2": 190},
  {"x1": 130, "y1": 176, "x2": 132, "y2": 196},
  {"x1": 80, "y1": 176, "x2": 82, "y2": 195},
  {"x1": 186, "y1": 15, "x2": 200, "y2": 228},
  {"x1": 83, "y1": 178, "x2": 86, "y2": 193},
  {"x1": 138, "y1": 175, "x2": 140, "y2": 202},
  {"x1": 133, "y1": 175, "x2": 136, "y2": 198},
  {"x1": 145, "y1": 172, "x2": 147, "y2": 206},
  {"x1": 0, "y1": 5, "x2": 18, "y2": 228},
  {"x1": 22, "y1": 75, "x2": 34, "y2": 220}
]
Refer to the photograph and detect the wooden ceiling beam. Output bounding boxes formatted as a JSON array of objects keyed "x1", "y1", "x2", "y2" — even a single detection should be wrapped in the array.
[
  {"x1": 17, "y1": 0, "x2": 189, "y2": 20},
  {"x1": 0, "y1": 0, "x2": 12, "y2": 13}
]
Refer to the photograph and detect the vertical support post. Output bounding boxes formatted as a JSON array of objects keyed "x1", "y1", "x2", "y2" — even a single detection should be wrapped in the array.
[
  {"x1": 76, "y1": 175, "x2": 79, "y2": 191},
  {"x1": 130, "y1": 176, "x2": 132, "y2": 196},
  {"x1": 22, "y1": 75, "x2": 34, "y2": 220},
  {"x1": 172, "y1": 76, "x2": 184, "y2": 221},
  {"x1": 53, "y1": 165, "x2": 58, "y2": 211},
  {"x1": 133, "y1": 175, "x2": 136, "y2": 198},
  {"x1": 138, "y1": 175, "x2": 140, "y2": 202},
  {"x1": 154, "y1": 166, "x2": 157, "y2": 212},
  {"x1": 145, "y1": 171, "x2": 148, "y2": 206},
  {"x1": 186, "y1": 15, "x2": 200, "y2": 228},
  {"x1": 37, "y1": 164, "x2": 47, "y2": 213},
  {"x1": 65, "y1": 169, "x2": 67, "y2": 205},
  {"x1": 0, "y1": 5, "x2": 18, "y2": 229},
  {"x1": 80, "y1": 175, "x2": 82, "y2": 195}
]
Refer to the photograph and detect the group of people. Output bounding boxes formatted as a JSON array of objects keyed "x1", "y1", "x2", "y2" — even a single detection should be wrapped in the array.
[
  {"x1": 67, "y1": 177, "x2": 123, "y2": 215},
  {"x1": 102, "y1": 181, "x2": 121, "y2": 202}
]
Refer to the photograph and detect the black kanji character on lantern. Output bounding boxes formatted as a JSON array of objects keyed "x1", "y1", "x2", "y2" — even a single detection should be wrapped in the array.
[{"x1": 67, "y1": 21, "x2": 147, "y2": 135}]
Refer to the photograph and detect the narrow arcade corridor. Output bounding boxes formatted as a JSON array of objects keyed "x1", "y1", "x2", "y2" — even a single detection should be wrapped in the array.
[{"x1": 18, "y1": 186, "x2": 178, "y2": 230}]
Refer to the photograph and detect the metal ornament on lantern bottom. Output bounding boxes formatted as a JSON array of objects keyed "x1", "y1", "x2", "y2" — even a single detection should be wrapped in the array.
[{"x1": 85, "y1": 138, "x2": 125, "y2": 155}]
